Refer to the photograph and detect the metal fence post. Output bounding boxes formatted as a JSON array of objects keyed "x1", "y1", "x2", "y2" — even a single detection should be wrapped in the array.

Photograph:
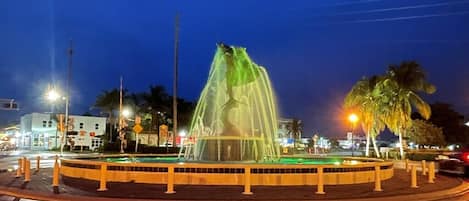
[
  {"x1": 316, "y1": 167, "x2": 325, "y2": 194},
  {"x1": 243, "y1": 167, "x2": 253, "y2": 195},
  {"x1": 165, "y1": 166, "x2": 176, "y2": 194},
  {"x1": 421, "y1": 160, "x2": 426, "y2": 176},
  {"x1": 374, "y1": 165, "x2": 382, "y2": 191},
  {"x1": 97, "y1": 163, "x2": 108, "y2": 191}
]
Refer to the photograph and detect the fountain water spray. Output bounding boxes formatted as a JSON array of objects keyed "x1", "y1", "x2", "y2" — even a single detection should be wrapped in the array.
[{"x1": 181, "y1": 43, "x2": 280, "y2": 161}]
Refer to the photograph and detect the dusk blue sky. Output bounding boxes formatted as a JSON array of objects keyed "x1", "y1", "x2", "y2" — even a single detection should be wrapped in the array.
[{"x1": 1, "y1": 0, "x2": 469, "y2": 138}]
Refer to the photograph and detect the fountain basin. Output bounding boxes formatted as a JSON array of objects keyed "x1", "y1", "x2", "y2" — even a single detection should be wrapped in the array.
[{"x1": 60, "y1": 155, "x2": 393, "y2": 186}]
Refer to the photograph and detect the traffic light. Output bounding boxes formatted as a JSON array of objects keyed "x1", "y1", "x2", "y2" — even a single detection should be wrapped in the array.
[{"x1": 1, "y1": 101, "x2": 18, "y2": 110}]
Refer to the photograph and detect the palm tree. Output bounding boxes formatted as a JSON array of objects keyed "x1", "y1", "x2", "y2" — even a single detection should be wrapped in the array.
[
  {"x1": 378, "y1": 61, "x2": 435, "y2": 159},
  {"x1": 94, "y1": 89, "x2": 120, "y2": 142},
  {"x1": 142, "y1": 85, "x2": 170, "y2": 146},
  {"x1": 344, "y1": 76, "x2": 384, "y2": 157},
  {"x1": 287, "y1": 118, "x2": 303, "y2": 148}
]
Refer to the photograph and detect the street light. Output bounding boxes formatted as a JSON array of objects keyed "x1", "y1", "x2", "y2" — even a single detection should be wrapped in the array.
[
  {"x1": 46, "y1": 88, "x2": 69, "y2": 156},
  {"x1": 465, "y1": 121, "x2": 469, "y2": 127},
  {"x1": 46, "y1": 89, "x2": 60, "y2": 102},
  {"x1": 122, "y1": 108, "x2": 132, "y2": 118},
  {"x1": 348, "y1": 113, "x2": 359, "y2": 157}
]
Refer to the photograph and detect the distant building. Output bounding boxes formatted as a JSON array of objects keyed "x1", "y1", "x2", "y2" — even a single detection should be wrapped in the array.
[
  {"x1": 19, "y1": 113, "x2": 106, "y2": 150},
  {"x1": 277, "y1": 118, "x2": 302, "y2": 147}
]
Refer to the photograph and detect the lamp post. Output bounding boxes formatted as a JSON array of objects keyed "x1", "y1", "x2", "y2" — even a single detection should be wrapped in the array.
[
  {"x1": 465, "y1": 121, "x2": 469, "y2": 127},
  {"x1": 46, "y1": 88, "x2": 68, "y2": 155},
  {"x1": 348, "y1": 113, "x2": 358, "y2": 157}
]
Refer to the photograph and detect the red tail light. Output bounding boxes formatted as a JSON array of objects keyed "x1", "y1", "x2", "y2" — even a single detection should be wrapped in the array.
[{"x1": 462, "y1": 152, "x2": 469, "y2": 163}]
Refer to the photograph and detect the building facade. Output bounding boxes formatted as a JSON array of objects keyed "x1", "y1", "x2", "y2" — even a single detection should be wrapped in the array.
[
  {"x1": 277, "y1": 118, "x2": 302, "y2": 147},
  {"x1": 19, "y1": 113, "x2": 106, "y2": 150}
]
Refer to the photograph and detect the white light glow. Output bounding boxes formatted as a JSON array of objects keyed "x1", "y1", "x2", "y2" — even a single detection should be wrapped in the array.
[
  {"x1": 122, "y1": 108, "x2": 131, "y2": 118},
  {"x1": 179, "y1": 130, "x2": 186, "y2": 137},
  {"x1": 46, "y1": 89, "x2": 60, "y2": 101}
]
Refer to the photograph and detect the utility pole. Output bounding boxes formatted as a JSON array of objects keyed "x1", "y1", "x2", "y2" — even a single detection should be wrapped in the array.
[
  {"x1": 172, "y1": 13, "x2": 180, "y2": 148},
  {"x1": 119, "y1": 76, "x2": 125, "y2": 153},
  {"x1": 61, "y1": 40, "x2": 73, "y2": 156}
]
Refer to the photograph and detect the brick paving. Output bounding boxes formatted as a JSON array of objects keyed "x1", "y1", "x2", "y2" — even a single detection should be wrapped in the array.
[{"x1": 0, "y1": 168, "x2": 464, "y2": 201}]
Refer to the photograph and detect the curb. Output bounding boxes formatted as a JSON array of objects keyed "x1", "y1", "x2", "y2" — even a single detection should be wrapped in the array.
[
  {"x1": 1, "y1": 180, "x2": 469, "y2": 201},
  {"x1": 337, "y1": 180, "x2": 469, "y2": 201}
]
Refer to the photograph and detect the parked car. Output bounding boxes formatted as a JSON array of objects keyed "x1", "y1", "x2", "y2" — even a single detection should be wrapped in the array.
[
  {"x1": 0, "y1": 136, "x2": 16, "y2": 151},
  {"x1": 437, "y1": 148, "x2": 469, "y2": 176}
]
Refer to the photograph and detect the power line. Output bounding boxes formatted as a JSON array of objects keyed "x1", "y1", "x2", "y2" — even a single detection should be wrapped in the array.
[
  {"x1": 319, "y1": 0, "x2": 383, "y2": 7},
  {"x1": 331, "y1": 0, "x2": 469, "y2": 16},
  {"x1": 340, "y1": 11, "x2": 469, "y2": 24}
]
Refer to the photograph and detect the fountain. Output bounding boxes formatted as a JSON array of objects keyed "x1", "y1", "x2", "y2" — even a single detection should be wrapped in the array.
[
  {"x1": 182, "y1": 43, "x2": 280, "y2": 161},
  {"x1": 59, "y1": 44, "x2": 393, "y2": 191}
]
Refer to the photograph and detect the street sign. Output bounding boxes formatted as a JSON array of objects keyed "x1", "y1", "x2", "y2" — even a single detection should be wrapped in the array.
[
  {"x1": 159, "y1": 124, "x2": 168, "y2": 137},
  {"x1": 133, "y1": 124, "x2": 143, "y2": 134},
  {"x1": 135, "y1": 115, "x2": 141, "y2": 124}
]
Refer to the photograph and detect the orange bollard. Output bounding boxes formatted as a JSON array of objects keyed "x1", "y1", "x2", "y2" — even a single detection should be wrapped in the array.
[
  {"x1": 405, "y1": 159, "x2": 409, "y2": 172},
  {"x1": 15, "y1": 158, "x2": 22, "y2": 178},
  {"x1": 428, "y1": 162, "x2": 435, "y2": 183},
  {"x1": 52, "y1": 158, "x2": 60, "y2": 194},
  {"x1": 411, "y1": 165, "x2": 418, "y2": 188},
  {"x1": 36, "y1": 156, "x2": 41, "y2": 172},
  {"x1": 21, "y1": 157, "x2": 26, "y2": 174},
  {"x1": 24, "y1": 159, "x2": 31, "y2": 182}
]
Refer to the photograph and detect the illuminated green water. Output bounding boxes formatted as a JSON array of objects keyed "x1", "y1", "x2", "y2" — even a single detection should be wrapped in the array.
[
  {"x1": 180, "y1": 44, "x2": 280, "y2": 161},
  {"x1": 99, "y1": 157, "x2": 345, "y2": 165}
]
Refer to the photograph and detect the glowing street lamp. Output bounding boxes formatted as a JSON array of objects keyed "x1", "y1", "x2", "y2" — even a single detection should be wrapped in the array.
[
  {"x1": 45, "y1": 87, "x2": 69, "y2": 156},
  {"x1": 46, "y1": 89, "x2": 61, "y2": 102},
  {"x1": 122, "y1": 108, "x2": 132, "y2": 118},
  {"x1": 465, "y1": 121, "x2": 469, "y2": 127},
  {"x1": 348, "y1": 114, "x2": 358, "y2": 125},
  {"x1": 348, "y1": 113, "x2": 359, "y2": 157}
]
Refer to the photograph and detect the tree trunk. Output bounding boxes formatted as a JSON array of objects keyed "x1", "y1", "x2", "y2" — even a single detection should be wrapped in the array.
[
  {"x1": 371, "y1": 135, "x2": 380, "y2": 158},
  {"x1": 108, "y1": 111, "x2": 113, "y2": 143},
  {"x1": 398, "y1": 131, "x2": 404, "y2": 159},
  {"x1": 365, "y1": 129, "x2": 370, "y2": 157}
]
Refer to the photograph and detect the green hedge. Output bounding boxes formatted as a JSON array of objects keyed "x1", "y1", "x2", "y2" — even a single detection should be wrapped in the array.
[
  {"x1": 406, "y1": 152, "x2": 441, "y2": 161},
  {"x1": 381, "y1": 150, "x2": 443, "y2": 161}
]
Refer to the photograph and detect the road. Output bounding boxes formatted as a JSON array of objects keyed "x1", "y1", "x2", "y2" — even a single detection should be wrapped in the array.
[
  {"x1": 0, "y1": 150, "x2": 99, "y2": 201},
  {"x1": 0, "y1": 149, "x2": 98, "y2": 172},
  {"x1": 1, "y1": 150, "x2": 469, "y2": 201}
]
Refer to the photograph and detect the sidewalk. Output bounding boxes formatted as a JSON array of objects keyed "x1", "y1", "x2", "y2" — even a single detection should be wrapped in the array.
[{"x1": 0, "y1": 165, "x2": 467, "y2": 201}]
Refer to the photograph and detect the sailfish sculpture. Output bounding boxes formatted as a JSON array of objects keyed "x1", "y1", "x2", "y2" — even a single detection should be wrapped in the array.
[{"x1": 182, "y1": 43, "x2": 280, "y2": 161}]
